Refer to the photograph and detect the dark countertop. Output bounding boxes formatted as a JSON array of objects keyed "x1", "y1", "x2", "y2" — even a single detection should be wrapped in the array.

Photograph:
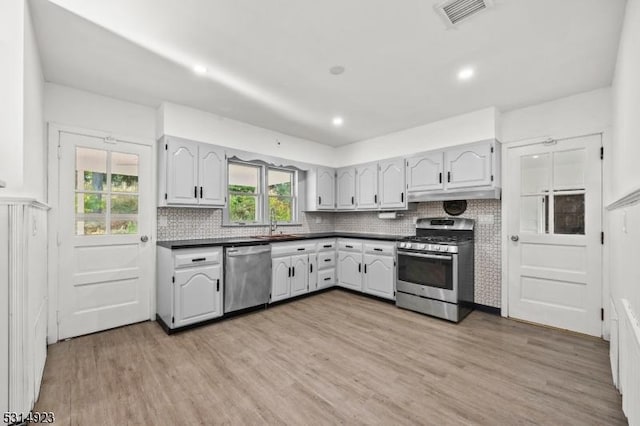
[{"x1": 157, "y1": 232, "x2": 408, "y2": 249}]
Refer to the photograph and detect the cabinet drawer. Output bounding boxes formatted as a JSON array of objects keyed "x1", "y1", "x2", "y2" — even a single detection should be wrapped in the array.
[
  {"x1": 317, "y1": 268, "x2": 335, "y2": 286},
  {"x1": 271, "y1": 242, "x2": 316, "y2": 257},
  {"x1": 316, "y1": 239, "x2": 336, "y2": 251},
  {"x1": 174, "y1": 248, "x2": 221, "y2": 268},
  {"x1": 338, "y1": 240, "x2": 363, "y2": 252},
  {"x1": 364, "y1": 242, "x2": 395, "y2": 256},
  {"x1": 318, "y1": 252, "x2": 335, "y2": 269}
]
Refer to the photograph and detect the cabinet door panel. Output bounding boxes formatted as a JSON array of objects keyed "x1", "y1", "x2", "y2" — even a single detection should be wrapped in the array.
[
  {"x1": 363, "y1": 255, "x2": 395, "y2": 300},
  {"x1": 308, "y1": 254, "x2": 318, "y2": 291},
  {"x1": 445, "y1": 143, "x2": 492, "y2": 189},
  {"x1": 356, "y1": 164, "x2": 378, "y2": 209},
  {"x1": 406, "y1": 152, "x2": 444, "y2": 192},
  {"x1": 336, "y1": 168, "x2": 356, "y2": 210},
  {"x1": 338, "y1": 251, "x2": 363, "y2": 291},
  {"x1": 290, "y1": 254, "x2": 309, "y2": 296},
  {"x1": 199, "y1": 146, "x2": 226, "y2": 206},
  {"x1": 378, "y1": 159, "x2": 406, "y2": 209},
  {"x1": 167, "y1": 138, "x2": 199, "y2": 205},
  {"x1": 316, "y1": 167, "x2": 335, "y2": 209},
  {"x1": 174, "y1": 265, "x2": 222, "y2": 327},
  {"x1": 271, "y1": 257, "x2": 291, "y2": 302}
]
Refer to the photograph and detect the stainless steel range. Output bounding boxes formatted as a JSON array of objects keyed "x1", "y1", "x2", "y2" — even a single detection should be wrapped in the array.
[{"x1": 395, "y1": 217, "x2": 474, "y2": 322}]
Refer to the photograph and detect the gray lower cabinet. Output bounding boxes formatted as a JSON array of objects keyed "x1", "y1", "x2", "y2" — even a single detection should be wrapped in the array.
[
  {"x1": 270, "y1": 242, "x2": 314, "y2": 302},
  {"x1": 363, "y1": 254, "x2": 395, "y2": 300},
  {"x1": 338, "y1": 239, "x2": 396, "y2": 299},
  {"x1": 157, "y1": 246, "x2": 223, "y2": 329}
]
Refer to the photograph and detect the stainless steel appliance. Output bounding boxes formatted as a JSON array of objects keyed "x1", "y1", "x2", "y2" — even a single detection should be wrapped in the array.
[
  {"x1": 396, "y1": 218, "x2": 474, "y2": 322},
  {"x1": 224, "y1": 244, "x2": 272, "y2": 313}
]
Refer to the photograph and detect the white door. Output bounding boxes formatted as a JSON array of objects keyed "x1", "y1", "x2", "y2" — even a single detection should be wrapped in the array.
[
  {"x1": 378, "y1": 158, "x2": 406, "y2": 209},
  {"x1": 356, "y1": 164, "x2": 378, "y2": 209},
  {"x1": 338, "y1": 252, "x2": 363, "y2": 291},
  {"x1": 167, "y1": 137, "x2": 198, "y2": 205},
  {"x1": 363, "y1": 254, "x2": 395, "y2": 299},
  {"x1": 445, "y1": 142, "x2": 492, "y2": 189},
  {"x1": 336, "y1": 168, "x2": 356, "y2": 210},
  {"x1": 290, "y1": 254, "x2": 309, "y2": 297},
  {"x1": 316, "y1": 167, "x2": 335, "y2": 210},
  {"x1": 199, "y1": 146, "x2": 226, "y2": 206},
  {"x1": 58, "y1": 131, "x2": 153, "y2": 339},
  {"x1": 506, "y1": 135, "x2": 602, "y2": 336},
  {"x1": 174, "y1": 265, "x2": 222, "y2": 328},
  {"x1": 406, "y1": 153, "x2": 444, "y2": 192},
  {"x1": 271, "y1": 257, "x2": 291, "y2": 302}
]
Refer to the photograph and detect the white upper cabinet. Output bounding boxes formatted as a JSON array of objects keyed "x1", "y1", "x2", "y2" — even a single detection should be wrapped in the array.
[
  {"x1": 445, "y1": 142, "x2": 493, "y2": 189},
  {"x1": 306, "y1": 167, "x2": 335, "y2": 210},
  {"x1": 356, "y1": 164, "x2": 378, "y2": 209},
  {"x1": 166, "y1": 138, "x2": 199, "y2": 205},
  {"x1": 406, "y1": 152, "x2": 444, "y2": 192},
  {"x1": 336, "y1": 167, "x2": 356, "y2": 210},
  {"x1": 160, "y1": 136, "x2": 227, "y2": 207},
  {"x1": 198, "y1": 145, "x2": 227, "y2": 206},
  {"x1": 378, "y1": 158, "x2": 406, "y2": 209}
]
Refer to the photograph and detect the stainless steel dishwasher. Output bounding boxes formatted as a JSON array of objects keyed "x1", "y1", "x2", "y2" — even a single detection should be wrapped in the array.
[{"x1": 224, "y1": 244, "x2": 272, "y2": 313}]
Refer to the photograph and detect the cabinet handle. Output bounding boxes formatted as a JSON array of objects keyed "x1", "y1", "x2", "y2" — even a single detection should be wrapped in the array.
[
  {"x1": 318, "y1": 196, "x2": 322, "y2": 205},
  {"x1": 324, "y1": 277, "x2": 331, "y2": 281},
  {"x1": 364, "y1": 264, "x2": 367, "y2": 274},
  {"x1": 401, "y1": 192, "x2": 404, "y2": 203},
  {"x1": 324, "y1": 258, "x2": 331, "y2": 262},
  {"x1": 191, "y1": 258, "x2": 206, "y2": 262},
  {"x1": 323, "y1": 244, "x2": 332, "y2": 248},
  {"x1": 358, "y1": 263, "x2": 362, "y2": 273},
  {"x1": 374, "y1": 194, "x2": 377, "y2": 204},
  {"x1": 292, "y1": 267, "x2": 295, "y2": 277},
  {"x1": 194, "y1": 186, "x2": 198, "y2": 198},
  {"x1": 288, "y1": 267, "x2": 291, "y2": 277},
  {"x1": 346, "y1": 245, "x2": 354, "y2": 249},
  {"x1": 439, "y1": 172, "x2": 442, "y2": 184},
  {"x1": 297, "y1": 248, "x2": 305, "y2": 251},
  {"x1": 351, "y1": 196, "x2": 354, "y2": 205},
  {"x1": 200, "y1": 186, "x2": 203, "y2": 198},
  {"x1": 216, "y1": 279, "x2": 220, "y2": 292},
  {"x1": 447, "y1": 172, "x2": 451, "y2": 182},
  {"x1": 310, "y1": 264, "x2": 313, "y2": 273},
  {"x1": 373, "y1": 248, "x2": 383, "y2": 252}
]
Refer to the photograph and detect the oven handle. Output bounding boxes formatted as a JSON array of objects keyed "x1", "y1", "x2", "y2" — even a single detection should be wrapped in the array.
[{"x1": 398, "y1": 251, "x2": 453, "y2": 261}]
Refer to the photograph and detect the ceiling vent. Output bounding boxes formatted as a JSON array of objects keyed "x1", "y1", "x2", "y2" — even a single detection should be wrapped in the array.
[{"x1": 435, "y1": 0, "x2": 493, "y2": 27}]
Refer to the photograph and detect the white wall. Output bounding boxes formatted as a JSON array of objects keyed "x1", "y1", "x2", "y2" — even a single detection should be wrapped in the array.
[
  {"x1": 500, "y1": 87, "x2": 612, "y2": 144},
  {"x1": 333, "y1": 107, "x2": 498, "y2": 167},
  {"x1": 45, "y1": 83, "x2": 156, "y2": 141},
  {"x1": 159, "y1": 102, "x2": 336, "y2": 167}
]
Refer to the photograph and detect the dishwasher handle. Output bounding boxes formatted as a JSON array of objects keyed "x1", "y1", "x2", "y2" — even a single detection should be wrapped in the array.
[{"x1": 226, "y1": 245, "x2": 271, "y2": 257}]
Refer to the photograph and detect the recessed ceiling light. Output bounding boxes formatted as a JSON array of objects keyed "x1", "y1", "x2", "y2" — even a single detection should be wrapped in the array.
[
  {"x1": 193, "y1": 64, "x2": 208, "y2": 75},
  {"x1": 457, "y1": 67, "x2": 475, "y2": 81},
  {"x1": 329, "y1": 66, "x2": 346, "y2": 75},
  {"x1": 332, "y1": 116, "x2": 344, "y2": 127}
]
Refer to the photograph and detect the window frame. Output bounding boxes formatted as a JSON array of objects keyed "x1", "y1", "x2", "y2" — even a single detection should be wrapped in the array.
[{"x1": 224, "y1": 160, "x2": 299, "y2": 226}]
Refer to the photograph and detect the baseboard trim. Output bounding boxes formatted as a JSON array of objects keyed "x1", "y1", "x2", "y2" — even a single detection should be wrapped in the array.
[{"x1": 473, "y1": 303, "x2": 501, "y2": 316}]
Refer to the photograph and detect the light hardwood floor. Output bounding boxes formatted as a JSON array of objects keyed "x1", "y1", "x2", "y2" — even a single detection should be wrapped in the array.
[{"x1": 35, "y1": 290, "x2": 626, "y2": 425}]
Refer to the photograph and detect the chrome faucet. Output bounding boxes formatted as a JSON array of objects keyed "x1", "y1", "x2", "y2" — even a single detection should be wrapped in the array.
[{"x1": 269, "y1": 208, "x2": 277, "y2": 236}]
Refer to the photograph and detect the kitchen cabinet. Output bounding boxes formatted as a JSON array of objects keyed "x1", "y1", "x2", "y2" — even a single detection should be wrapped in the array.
[
  {"x1": 270, "y1": 242, "x2": 314, "y2": 302},
  {"x1": 378, "y1": 158, "x2": 406, "y2": 209},
  {"x1": 406, "y1": 152, "x2": 444, "y2": 192},
  {"x1": 444, "y1": 141, "x2": 493, "y2": 189},
  {"x1": 356, "y1": 164, "x2": 378, "y2": 209},
  {"x1": 363, "y1": 242, "x2": 396, "y2": 300},
  {"x1": 336, "y1": 167, "x2": 356, "y2": 210},
  {"x1": 314, "y1": 239, "x2": 337, "y2": 290},
  {"x1": 337, "y1": 240, "x2": 364, "y2": 291},
  {"x1": 305, "y1": 167, "x2": 336, "y2": 211},
  {"x1": 157, "y1": 246, "x2": 223, "y2": 330},
  {"x1": 158, "y1": 136, "x2": 227, "y2": 207}
]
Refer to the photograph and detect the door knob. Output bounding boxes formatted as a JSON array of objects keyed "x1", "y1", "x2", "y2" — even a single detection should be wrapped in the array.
[
  {"x1": 510, "y1": 235, "x2": 519, "y2": 242},
  {"x1": 140, "y1": 235, "x2": 149, "y2": 242}
]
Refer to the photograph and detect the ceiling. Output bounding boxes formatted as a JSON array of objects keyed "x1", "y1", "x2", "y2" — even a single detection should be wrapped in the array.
[{"x1": 31, "y1": 0, "x2": 626, "y2": 146}]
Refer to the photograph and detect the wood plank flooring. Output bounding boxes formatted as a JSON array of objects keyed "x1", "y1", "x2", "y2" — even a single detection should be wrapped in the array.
[{"x1": 35, "y1": 290, "x2": 626, "y2": 425}]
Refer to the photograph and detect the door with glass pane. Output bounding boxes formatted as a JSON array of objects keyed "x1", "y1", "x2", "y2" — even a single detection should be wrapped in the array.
[
  {"x1": 58, "y1": 131, "x2": 152, "y2": 339},
  {"x1": 506, "y1": 134, "x2": 602, "y2": 336}
]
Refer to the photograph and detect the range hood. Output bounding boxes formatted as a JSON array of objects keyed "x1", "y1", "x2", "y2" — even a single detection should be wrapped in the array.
[{"x1": 408, "y1": 187, "x2": 501, "y2": 203}]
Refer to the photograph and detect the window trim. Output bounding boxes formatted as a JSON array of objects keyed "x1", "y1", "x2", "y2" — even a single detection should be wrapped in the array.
[{"x1": 224, "y1": 160, "x2": 299, "y2": 226}]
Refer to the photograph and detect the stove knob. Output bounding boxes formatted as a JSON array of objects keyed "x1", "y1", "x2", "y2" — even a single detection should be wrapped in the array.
[
  {"x1": 404, "y1": 243, "x2": 412, "y2": 249},
  {"x1": 417, "y1": 244, "x2": 426, "y2": 250},
  {"x1": 434, "y1": 246, "x2": 441, "y2": 251}
]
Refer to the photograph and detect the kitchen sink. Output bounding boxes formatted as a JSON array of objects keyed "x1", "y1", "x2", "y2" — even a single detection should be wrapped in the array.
[{"x1": 250, "y1": 234, "x2": 300, "y2": 240}]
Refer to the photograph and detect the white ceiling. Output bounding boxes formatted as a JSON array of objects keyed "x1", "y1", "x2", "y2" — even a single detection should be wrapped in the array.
[{"x1": 31, "y1": 0, "x2": 626, "y2": 146}]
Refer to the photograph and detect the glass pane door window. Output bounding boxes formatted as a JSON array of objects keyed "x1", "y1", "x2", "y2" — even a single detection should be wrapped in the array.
[
  {"x1": 75, "y1": 147, "x2": 139, "y2": 235},
  {"x1": 519, "y1": 148, "x2": 586, "y2": 235}
]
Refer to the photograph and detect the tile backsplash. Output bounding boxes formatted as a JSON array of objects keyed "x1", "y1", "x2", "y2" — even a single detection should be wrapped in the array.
[{"x1": 157, "y1": 198, "x2": 502, "y2": 308}]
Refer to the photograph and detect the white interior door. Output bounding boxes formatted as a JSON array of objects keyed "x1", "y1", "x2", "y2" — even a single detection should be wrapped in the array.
[
  {"x1": 506, "y1": 134, "x2": 602, "y2": 336},
  {"x1": 58, "y1": 131, "x2": 153, "y2": 339}
]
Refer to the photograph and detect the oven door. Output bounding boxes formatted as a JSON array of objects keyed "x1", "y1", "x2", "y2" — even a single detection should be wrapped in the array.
[{"x1": 396, "y1": 250, "x2": 458, "y2": 303}]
